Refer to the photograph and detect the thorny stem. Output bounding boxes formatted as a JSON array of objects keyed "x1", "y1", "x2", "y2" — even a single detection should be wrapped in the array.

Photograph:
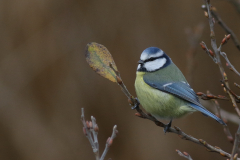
[{"x1": 109, "y1": 63, "x2": 237, "y2": 159}]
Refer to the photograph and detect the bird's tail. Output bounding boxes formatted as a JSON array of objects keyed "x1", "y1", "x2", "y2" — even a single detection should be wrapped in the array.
[{"x1": 190, "y1": 103, "x2": 227, "y2": 126}]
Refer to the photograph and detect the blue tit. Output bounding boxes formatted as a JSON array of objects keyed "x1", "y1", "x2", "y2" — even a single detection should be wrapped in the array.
[{"x1": 134, "y1": 47, "x2": 226, "y2": 132}]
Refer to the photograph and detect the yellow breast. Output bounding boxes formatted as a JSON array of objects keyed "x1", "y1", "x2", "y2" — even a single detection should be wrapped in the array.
[{"x1": 134, "y1": 71, "x2": 195, "y2": 120}]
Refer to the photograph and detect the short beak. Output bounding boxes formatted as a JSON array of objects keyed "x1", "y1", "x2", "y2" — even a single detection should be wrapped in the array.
[{"x1": 138, "y1": 60, "x2": 144, "y2": 64}]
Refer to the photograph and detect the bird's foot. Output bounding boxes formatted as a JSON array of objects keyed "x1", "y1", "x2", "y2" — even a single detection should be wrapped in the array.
[
  {"x1": 164, "y1": 120, "x2": 172, "y2": 134},
  {"x1": 131, "y1": 98, "x2": 140, "y2": 110}
]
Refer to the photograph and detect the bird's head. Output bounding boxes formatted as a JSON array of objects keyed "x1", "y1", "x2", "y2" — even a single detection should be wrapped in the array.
[{"x1": 137, "y1": 47, "x2": 172, "y2": 72}]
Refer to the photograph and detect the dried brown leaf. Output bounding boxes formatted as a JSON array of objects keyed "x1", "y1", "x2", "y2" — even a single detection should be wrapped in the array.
[{"x1": 85, "y1": 42, "x2": 118, "y2": 82}]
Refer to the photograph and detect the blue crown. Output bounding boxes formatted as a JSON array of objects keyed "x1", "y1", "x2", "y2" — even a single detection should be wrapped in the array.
[{"x1": 143, "y1": 47, "x2": 162, "y2": 55}]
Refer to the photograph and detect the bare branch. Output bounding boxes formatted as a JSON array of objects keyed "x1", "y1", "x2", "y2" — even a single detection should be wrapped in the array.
[
  {"x1": 221, "y1": 51, "x2": 240, "y2": 77},
  {"x1": 109, "y1": 63, "x2": 236, "y2": 159},
  {"x1": 231, "y1": 126, "x2": 240, "y2": 160},
  {"x1": 135, "y1": 108, "x2": 233, "y2": 158},
  {"x1": 200, "y1": 41, "x2": 217, "y2": 63},
  {"x1": 204, "y1": 0, "x2": 240, "y2": 117},
  {"x1": 202, "y1": 5, "x2": 240, "y2": 51},
  {"x1": 108, "y1": 5, "x2": 240, "y2": 156},
  {"x1": 204, "y1": 1, "x2": 240, "y2": 159},
  {"x1": 196, "y1": 91, "x2": 229, "y2": 101},
  {"x1": 81, "y1": 108, "x2": 100, "y2": 160},
  {"x1": 200, "y1": 91, "x2": 234, "y2": 143},
  {"x1": 202, "y1": 100, "x2": 240, "y2": 125},
  {"x1": 176, "y1": 150, "x2": 193, "y2": 160},
  {"x1": 100, "y1": 125, "x2": 118, "y2": 160},
  {"x1": 109, "y1": 63, "x2": 139, "y2": 108},
  {"x1": 81, "y1": 108, "x2": 118, "y2": 160},
  {"x1": 211, "y1": 98, "x2": 234, "y2": 143},
  {"x1": 214, "y1": 108, "x2": 240, "y2": 125},
  {"x1": 235, "y1": 83, "x2": 240, "y2": 89}
]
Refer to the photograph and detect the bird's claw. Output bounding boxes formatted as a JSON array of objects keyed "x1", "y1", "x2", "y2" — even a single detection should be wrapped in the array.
[
  {"x1": 164, "y1": 120, "x2": 172, "y2": 133},
  {"x1": 131, "y1": 98, "x2": 140, "y2": 110}
]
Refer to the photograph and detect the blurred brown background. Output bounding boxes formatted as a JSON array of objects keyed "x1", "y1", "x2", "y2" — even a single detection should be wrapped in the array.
[{"x1": 0, "y1": 0, "x2": 240, "y2": 159}]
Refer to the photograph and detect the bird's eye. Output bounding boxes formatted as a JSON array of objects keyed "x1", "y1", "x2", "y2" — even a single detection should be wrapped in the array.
[{"x1": 148, "y1": 57, "x2": 156, "y2": 61}]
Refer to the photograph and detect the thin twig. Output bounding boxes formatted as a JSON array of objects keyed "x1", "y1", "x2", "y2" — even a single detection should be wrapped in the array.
[
  {"x1": 231, "y1": 126, "x2": 240, "y2": 160},
  {"x1": 109, "y1": 63, "x2": 237, "y2": 159},
  {"x1": 176, "y1": 150, "x2": 193, "y2": 160},
  {"x1": 197, "y1": 91, "x2": 229, "y2": 101},
  {"x1": 81, "y1": 108, "x2": 98, "y2": 158},
  {"x1": 212, "y1": 98, "x2": 234, "y2": 143},
  {"x1": 81, "y1": 108, "x2": 118, "y2": 160},
  {"x1": 109, "y1": 63, "x2": 138, "y2": 106},
  {"x1": 221, "y1": 51, "x2": 240, "y2": 76},
  {"x1": 200, "y1": 41, "x2": 217, "y2": 63},
  {"x1": 204, "y1": 0, "x2": 240, "y2": 117},
  {"x1": 204, "y1": 1, "x2": 240, "y2": 159},
  {"x1": 100, "y1": 125, "x2": 118, "y2": 160},
  {"x1": 235, "y1": 83, "x2": 240, "y2": 89},
  {"x1": 220, "y1": 80, "x2": 240, "y2": 103},
  {"x1": 205, "y1": 90, "x2": 233, "y2": 143},
  {"x1": 201, "y1": 39, "x2": 240, "y2": 79},
  {"x1": 219, "y1": 35, "x2": 240, "y2": 77},
  {"x1": 202, "y1": 100, "x2": 240, "y2": 125},
  {"x1": 136, "y1": 109, "x2": 233, "y2": 158},
  {"x1": 91, "y1": 116, "x2": 100, "y2": 159},
  {"x1": 202, "y1": 5, "x2": 240, "y2": 51},
  {"x1": 214, "y1": 107, "x2": 240, "y2": 125}
]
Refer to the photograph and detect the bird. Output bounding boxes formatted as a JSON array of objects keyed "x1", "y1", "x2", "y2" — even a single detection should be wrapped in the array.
[{"x1": 134, "y1": 47, "x2": 226, "y2": 132}]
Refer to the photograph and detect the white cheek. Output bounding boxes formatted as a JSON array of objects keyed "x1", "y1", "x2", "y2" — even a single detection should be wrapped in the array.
[
  {"x1": 137, "y1": 64, "x2": 141, "y2": 70},
  {"x1": 144, "y1": 58, "x2": 166, "y2": 71}
]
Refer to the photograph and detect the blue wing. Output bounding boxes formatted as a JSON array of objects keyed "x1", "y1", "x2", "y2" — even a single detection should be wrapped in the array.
[{"x1": 143, "y1": 77, "x2": 226, "y2": 125}]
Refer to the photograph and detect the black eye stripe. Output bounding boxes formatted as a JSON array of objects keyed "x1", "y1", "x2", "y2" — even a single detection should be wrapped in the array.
[
  {"x1": 144, "y1": 56, "x2": 162, "y2": 63},
  {"x1": 137, "y1": 53, "x2": 172, "y2": 72}
]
